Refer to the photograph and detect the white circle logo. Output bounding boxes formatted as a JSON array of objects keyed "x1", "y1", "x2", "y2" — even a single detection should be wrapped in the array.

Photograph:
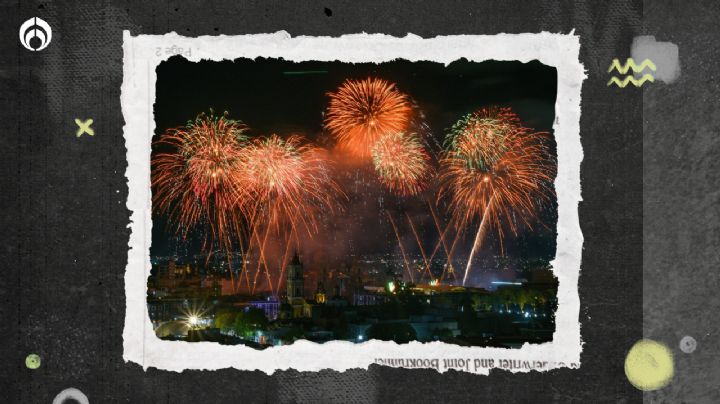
[{"x1": 19, "y1": 17, "x2": 52, "y2": 51}]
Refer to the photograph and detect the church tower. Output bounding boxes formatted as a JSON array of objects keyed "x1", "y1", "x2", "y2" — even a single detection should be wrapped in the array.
[{"x1": 286, "y1": 252, "x2": 304, "y2": 303}]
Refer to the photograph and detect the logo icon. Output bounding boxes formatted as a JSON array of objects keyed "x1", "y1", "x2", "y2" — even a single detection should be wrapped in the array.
[
  {"x1": 19, "y1": 17, "x2": 52, "y2": 51},
  {"x1": 607, "y1": 58, "x2": 656, "y2": 88}
]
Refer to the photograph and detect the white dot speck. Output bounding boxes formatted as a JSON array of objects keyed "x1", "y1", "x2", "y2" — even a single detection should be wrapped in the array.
[{"x1": 680, "y1": 335, "x2": 697, "y2": 354}]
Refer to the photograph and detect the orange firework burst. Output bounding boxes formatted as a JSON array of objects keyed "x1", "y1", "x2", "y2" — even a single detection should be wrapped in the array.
[
  {"x1": 371, "y1": 131, "x2": 432, "y2": 196},
  {"x1": 325, "y1": 77, "x2": 412, "y2": 158},
  {"x1": 152, "y1": 110, "x2": 250, "y2": 255},
  {"x1": 438, "y1": 107, "x2": 556, "y2": 285},
  {"x1": 243, "y1": 134, "x2": 344, "y2": 236}
]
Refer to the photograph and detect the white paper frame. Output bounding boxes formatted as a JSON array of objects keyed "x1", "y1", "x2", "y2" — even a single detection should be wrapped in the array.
[{"x1": 122, "y1": 31, "x2": 585, "y2": 374}]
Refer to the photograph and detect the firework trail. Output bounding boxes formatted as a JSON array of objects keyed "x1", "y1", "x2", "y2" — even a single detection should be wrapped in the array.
[
  {"x1": 249, "y1": 216, "x2": 276, "y2": 295},
  {"x1": 408, "y1": 100, "x2": 443, "y2": 159},
  {"x1": 405, "y1": 212, "x2": 435, "y2": 282},
  {"x1": 427, "y1": 201, "x2": 459, "y2": 283},
  {"x1": 386, "y1": 212, "x2": 414, "y2": 283},
  {"x1": 325, "y1": 77, "x2": 412, "y2": 159},
  {"x1": 152, "y1": 110, "x2": 250, "y2": 263},
  {"x1": 438, "y1": 107, "x2": 556, "y2": 286}
]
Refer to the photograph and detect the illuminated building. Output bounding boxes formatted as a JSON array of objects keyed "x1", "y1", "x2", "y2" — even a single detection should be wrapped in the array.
[{"x1": 249, "y1": 297, "x2": 281, "y2": 321}]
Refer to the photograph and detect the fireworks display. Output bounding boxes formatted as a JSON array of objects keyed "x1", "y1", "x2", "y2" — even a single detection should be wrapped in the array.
[
  {"x1": 325, "y1": 77, "x2": 413, "y2": 158},
  {"x1": 151, "y1": 109, "x2": 345, "y2": 294},
  {"x1": 371, "y1": 131, "x2": 432, "y2": 196},
  {"x1": 439, "y1": 107, "x2": 556, "y2": 285},
  {"x1": 152, "y1": 75, "x2": 556, "y2": 294},
  {"x1": 147, "y1": 59, "x2": 563, "y2": 350},
  {"x1": 152, "y1": 110, "x2": 250, "y2": 256},
  {"x1": 243, "y1": 134, "x2": 343, "y2": 236}
]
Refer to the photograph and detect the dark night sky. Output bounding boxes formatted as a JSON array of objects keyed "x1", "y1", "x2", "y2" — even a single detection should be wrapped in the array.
[{"x1": 151, "y1": 57, "x2": 558, "y2": 286}]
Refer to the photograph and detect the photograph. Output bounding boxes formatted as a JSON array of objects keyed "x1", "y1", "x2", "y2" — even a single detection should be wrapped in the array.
[{"x1": 146, "y1": 56, "x2": 559, "y2": 349}]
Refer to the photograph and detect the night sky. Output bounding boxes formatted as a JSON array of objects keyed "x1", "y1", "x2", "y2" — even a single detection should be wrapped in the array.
[{"x1": 152, "y1": 56, "x2": 558, "y2": 286}]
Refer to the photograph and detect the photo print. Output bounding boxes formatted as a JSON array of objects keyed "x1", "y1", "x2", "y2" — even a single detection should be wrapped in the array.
[{"x1": 123, "y1": 32, "x2": 584, "y2": 374}]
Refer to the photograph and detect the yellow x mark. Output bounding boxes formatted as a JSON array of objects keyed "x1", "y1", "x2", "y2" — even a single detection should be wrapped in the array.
[{"x1": 75, "y1": 118, "x2": 94, "y2": 137}]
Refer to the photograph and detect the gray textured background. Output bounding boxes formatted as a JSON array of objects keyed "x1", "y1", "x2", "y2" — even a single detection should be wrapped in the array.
[
  {"x1": 0, "y1": 0, "x2": 710, "y2": 402},
  {"x1": 643, "y1": 1, "x2": 720, "y2": 403}
]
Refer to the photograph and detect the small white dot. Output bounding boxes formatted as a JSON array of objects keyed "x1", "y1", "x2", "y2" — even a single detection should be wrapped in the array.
[{"x1": 680, "y1": 335, "x2": 697, "y2": 354}]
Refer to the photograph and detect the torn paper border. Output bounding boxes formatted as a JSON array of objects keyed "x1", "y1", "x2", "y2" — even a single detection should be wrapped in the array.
[{"x1": 122, "y1": 31, "x2": 585, "y2": 374}]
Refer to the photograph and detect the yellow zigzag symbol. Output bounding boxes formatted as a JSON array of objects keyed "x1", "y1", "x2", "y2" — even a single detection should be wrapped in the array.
[
  {"x1": 608, "y1": 58, "x2": 656, "y2": 74},
  {"x1": 607, "y1": 74, "x2": 655, "y2": 88}
]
